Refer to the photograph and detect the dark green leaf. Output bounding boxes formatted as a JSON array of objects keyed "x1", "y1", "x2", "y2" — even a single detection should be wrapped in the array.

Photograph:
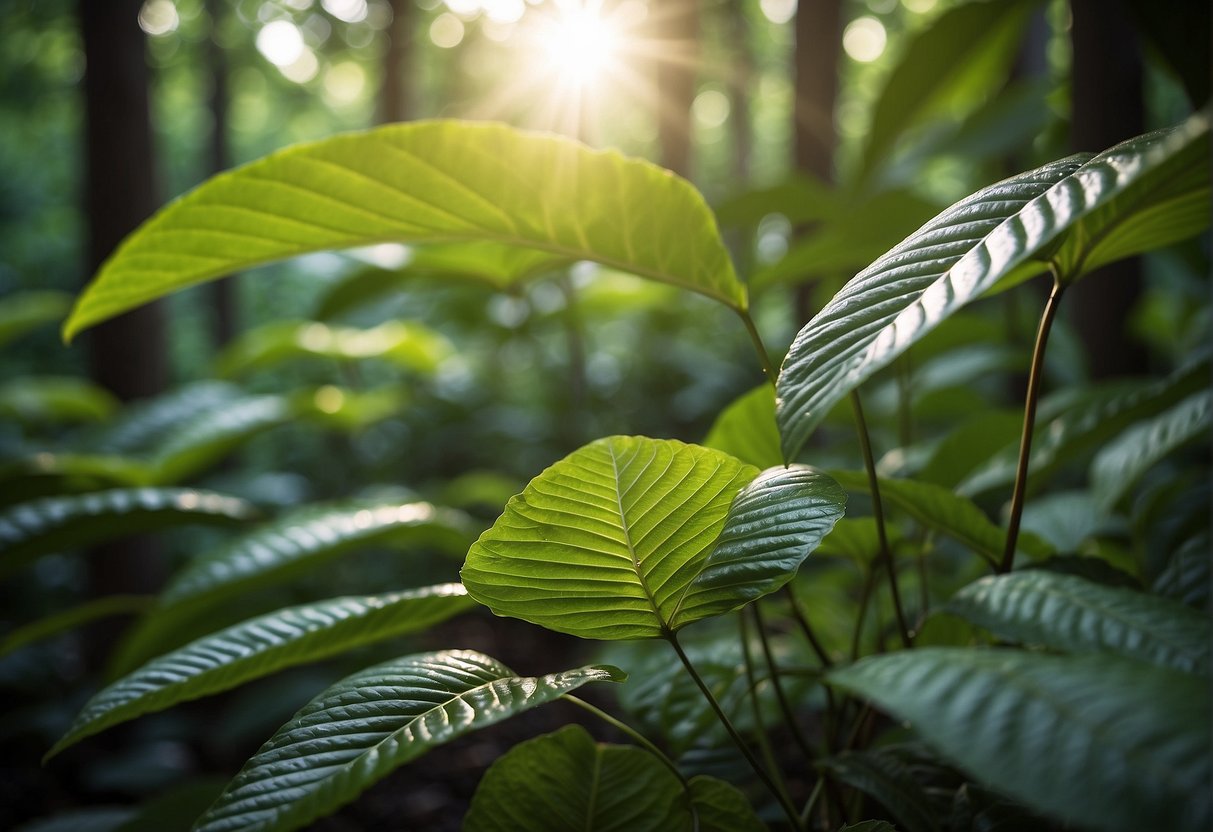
[
  {"x1": 829, "y1": 648, "x2": 1211, "y2": 832},
  {"x1": 0, "y1": 377, "x2": 118, "y2": 425},
  {"x1": 193, "y1": 651, "x2": 623, "y2": 832},
  {"x1": 0, "y1": 595, "x2": 152, "y2": 658},
  {"x1": 822, "y1": 750, "x2": 940, "y2": 832}
]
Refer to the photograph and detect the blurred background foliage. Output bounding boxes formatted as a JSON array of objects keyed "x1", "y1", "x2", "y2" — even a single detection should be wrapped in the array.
[{"x1": 0, "y1": 0, "x2": 1207, "y2": 828}]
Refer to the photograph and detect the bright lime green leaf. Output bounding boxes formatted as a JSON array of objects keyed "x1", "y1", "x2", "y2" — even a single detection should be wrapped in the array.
[
  {"x1": 0, "y1": 595, "x2": 151, "y2": 658},
  {"x1": 947, "y1": 571, "x2": 1209, "y2": 673},
  {"x1": 193, "y1": 651, "x2": 623, "y2": 832},
  {"x1": 1089, "y1": 389, "x2": 1211, "y2": 510},
  {"x1": 829, "y1": 648, "x2": 1210, "y2": 832},
  {"x1": 702, "y1": 385, "x2": 783, "y2": 469},
  {"x1": 0, "y1": 377, "x2": 119, "y2": 425},
  {"x1": 213, "y1": 320, "x2": 452, "y2": 378},
  {"x1": 829, "y1": 472, "x2": 1052, "y2": 566},
  {"x1": 461, "y1": 436, "x2": 758, "y2": 639},
  {"x1": 48, "y1": 585, "x2": 475, "y2": 759},
  {"x1": 0, "y1": 290, "x2": 72, "y2": 348},
  {"x1": 778, "y1": 113, "x2": 1209, "y2": 460},
  {"x1": 0, "y1": 489, "x2": 257, "y2": 577},
  {"x1": 672, "y1": 466, "x2": 845, "y2": 630},
  {"x1": 463, "y1": 725, "x2": 764, "y2": 832},
  {"x1": 65, "y1": 121, "x2": 745, "y2": 340}
]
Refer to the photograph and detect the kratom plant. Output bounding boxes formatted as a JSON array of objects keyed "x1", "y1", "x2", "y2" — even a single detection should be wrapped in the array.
[{"x1": 25, "y1": 106, "x2": 1211, "y2": 832}]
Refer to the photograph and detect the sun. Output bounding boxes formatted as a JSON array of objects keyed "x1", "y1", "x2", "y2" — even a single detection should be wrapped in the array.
[{"x1": 539, "y1": 2, "x2": 620, "y2": 88}]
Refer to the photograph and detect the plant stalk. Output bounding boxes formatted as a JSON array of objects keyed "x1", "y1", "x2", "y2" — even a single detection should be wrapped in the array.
[
  {"x1": 999, "y1": 275, "x2": 1065, "y2": 573},
  {"x1": 849, "y1": 391, "x2": 911, "y2": 649},
  {"x1": 563, "y1": 695, "x2": 687, "y2": 787},
  {"x1": 739, "y1": 612, "x2": 799, "y2": 813},
  {"x1": 738, "y1": 308, "x2": 778, "y2": 392},
  {"x1": 784, "y1": 584, "x2": 832, "y2": 669},
  {"x1": 752, "y1": 604, "x2": 815, "y2": 762},
  {"x1": 667, "y1": 631, "x2": 804, "y2": 830}
]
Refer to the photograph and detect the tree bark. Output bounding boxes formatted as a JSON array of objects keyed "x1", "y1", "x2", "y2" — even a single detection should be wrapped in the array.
[
  {"x1": 380, "y1": 0, "x2": 415, "y2": 124},
  {"x1": 654, "y1": 0, "x2": 700, "y2": 179},
  {"x1": 725, "y1": 0, "x2": 752, "y2": 183},
  {"x1": 205, "y1": 0, "x2": 237, "y2": 348},
  {"x1": 1067, "y1": 0, "x2": 1147, "y2": 378}
]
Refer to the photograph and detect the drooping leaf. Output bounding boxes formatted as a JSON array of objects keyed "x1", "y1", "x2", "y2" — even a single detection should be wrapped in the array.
[
  {"x1": 828, "y1": 648, "x2": 1211, "y2": 832},
  {"x1": 213, "y1": 320, "x2": 453, "y2": 378},
  {"x1": 0, "y1": 377, "x2": 119, "y2": 426},
  {"x1": 0, "y1": 453, "x2": 156, "y2": 506},
  {"x1": 0, "y1": 290, "x2": 71, "y2": 348},
  {"x1": 0, "y1": 595, "x2": 152, "y2": 658},
  {"x1": 1153, "y1": 533, "x2": 1210, "y2": 611},
  {"x1": 84, "y1": 381, "x2": 245, "y2": 455},
  {"x1": 1017, "y1": 490, "x2": 1113, "y2": 554},
  {"x1": 64, "y1": 121, "x2": 746, "y2": 340},
  {"x1": 702, "y1": 385, "x2": 783, "y2": 469},
  {"x1": 945, "y1": 570, "x2": 1208, "y2": 673},
  {"x1": 146, "y1": 394, "x2": 297, "y2": 483},
  {"x1": 859, "y1": 0, "x2": 1038, "y2": 181},
  {"x1": 778, "y1": 113, "x2": 1209, "y2": 460},
  {"x1": 821, "y1": 750, "x2": 940, "y2": 832},
  {"x1": 674, "y1": 466, "x2": 846, "y2": 628},
  {"x1": 816, "y1": 518, "x2": 907, "y2": 565},
  {"x1": 916, "y1": 410, "x2": 1022, "y2": 489},
  {"x1": 0, "y1": 489, "x2": 257, "y2": 577},
  {"x1": 463, "y1": 724, "x2": 764, "y2": 832},
  {"x1": 829, "y1": 472, "x2": 1052, "y2": 566},
  {"x1": 192, "y1": 651, "x2": 623, "y2": 832},
  {"x1": 48, "y1": 585, "x2": 475, "y2": 759},
  {"x1": 1089, "y1": 389, "x2": 1211, "y2": 510},
  {"x1": 461, "y1": 436, "x2": 758, "y2": 639}
]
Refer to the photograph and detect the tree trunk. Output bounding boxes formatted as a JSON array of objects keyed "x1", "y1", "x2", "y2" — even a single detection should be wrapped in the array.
[
  {"x1": 654, "y1": 0, "x2": 700, "y2": 179},
  {"x1": 205, "y1": 0, "x2": 237, "y2": 348},
  {"x1": 725, "y1": 0, "x2": 752, "y2": 183},
  {"x1": 1067, "y1": 0, "x2": 1146, "y2": 379},
  {"x1": 380, "y1": 0, "x2": 415, "y2": 124},
  {"x1": 78, "y1": 0, "x2": 168, "y2": 650}
]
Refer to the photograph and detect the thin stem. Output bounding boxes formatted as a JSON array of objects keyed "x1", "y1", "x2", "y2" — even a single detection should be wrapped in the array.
[
  {"x1": 753, "y1": 604, "x2": 815, "y2": 762},
  {"x1": 738, "y1": 308, "x2": 778, "y2": 391},
  {"x1": 563, "y1": 695, "x2": 687, "y2": 787},
  {"x1": 849, "y1": 391, "x2": 911, "y2": 649},
  {"x1": 999, "y1": 275, "x2": 1066, "y2": 573},
  {"x1": 850, "y1": 565, "x2": 877, "y2": 661},
  {"x1": 667, "y1": 632, "x2": 804, "y2": 830},
  {"x1": 739, "y1": 613, "x2": 798, "y2": 812},
  {"x1": 800, "y1": 778, "x2": 825, "y2": 828},
  {"x1": 896, "y1": 349, "x2": 913, "y2": 449},
  {"x1": 784, "y1": 584, "x2": 832, "y2": 668}
]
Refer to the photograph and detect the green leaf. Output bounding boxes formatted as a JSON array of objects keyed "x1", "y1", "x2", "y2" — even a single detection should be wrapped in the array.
[
  {"x1": 816, "y1": 518, "x2": 906, "y2": 565},
  {"x1": 0, "y1": 488, "x2": 257, "y2": 577},
  {"x1": 859, "y1": 0, "x2": 1037, "y2": 181},
  {"x1": 1018, "y1": 491, "x2": 1111, "y2": 554},
  {"x1": 192, "y1": 651, "x2": 623, "y2": 832},
  {"x1": 1089, "y1": 389, "x2": 1211, "y2": 510},
  {"x1": 0, "y1": 377, "x2": 119, "y2": 426},
  {"x1": 213, "y1": 320, "x2": 452, "y2": 378},
  {"x1": 1153, "y1": 533, "x2": 1210, "y2": 611},
  {"x1": 945, "y1": 571, "x2": 1209, "y2": 673},
  {"x1": 0, "y1": 595, "x2": 152, "y2": 658},
  {"x1": 828, "y1": 648, "x2": 1211, "y2": 832},
  {"x1": 293, "y1": 385, "x2": 409, "y2": 432},
  {"x1": 86, "y1": 381, "x2": 245, "y2": 455},
  {"x1": 0, "y1": 290, "x2": 71, "y2": 348},
  {"x1": 147, "y1": 394, "x2": 297, "y2": 483},
  {"x1": 828, "y1": 472, "x2": 1052, "y2": 566},
  {"x1": 461, "y1": 436, "x2": 758, "y2": 639},
  {"x1": 821, "y1": 750, "x2": 940, "y2": 832},
  {"x1": 778, "y1": 113, "x2": 1209, "y2": 460},
  {"x1": 464, "y1": 724, "x2": 764, "y2": 832},
  {"x1": 838, "y1": 822, "x2": 898, "y2": 832},
  {"x1": 47, "y1": 584, "x2": 475, "y2": 759},
  {"x1": 702, "y1": 385, "x2": 783, "y2": 470},
  {"x1": 674, "y1": 466, "x2": 846, "y2": 628},
  {"x1": 916, "y1": 410, "x2": 1022, "y2": 489},
  {"x1": 64, "y1": 121, "x2": 745, "y2": 340}
]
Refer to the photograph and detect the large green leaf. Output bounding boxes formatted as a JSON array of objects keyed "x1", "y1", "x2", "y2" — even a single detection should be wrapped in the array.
[
  {"x1": 859, "y1": 0, "x2": 1038, "y2": 181},
  {"x1": 946, "y1": 571, "x2": 1209, "y2": 673},
  {"x1": 777, "y1": 113, "x2": 1209, "y2": 460},
  {"x1": 192, "y1": 651, "x2": 623, "y2": 832},
  {"x1": 828, "y1": 648, "x2": 1211, "y2": 832},
  {"x1": 0, "y1": 595, "x2": 151, "y2": 658},
  {"x1": 213, "y1": 320, "x2": 453, "y2": 378},
  {"x1": 820, "y1": 749, "x2": 940, "y2": 832},
  {"x1": 1089, "y1": 389, "x2": 1211, "y2": 510},
  {"x1": 462, "y1": 437, "x2": 757, "y2": 639},
  {"x1": 463, "y1": 725, "x2": 764, "y2": 832},
  {"x1": 0, "y1": 377, "x2": 119, "y2": 426},
  {"x1": 829, "y1": 472, "x2": 1052, "y2": 566},
  {"x1": 147, "y1": 394, "x2": 297, "y2": 483},
  {"x1": 0, "y1": 488, "x2": 256, "y2": 577},
  {"x1": 48, "y1": 584, "x2": 475, "y2": 759},
  {"x1": 86, "y1": 381, "x2": 245, "y2": 455},
  {"x1": 64, "y1": 121, "x2": 746, "y2": 340},
  {"x1": 702, "y1": 385, "x2": 783, "y2": 470}
]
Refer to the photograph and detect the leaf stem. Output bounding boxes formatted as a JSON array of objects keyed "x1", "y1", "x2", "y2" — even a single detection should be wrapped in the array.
[
  {"x1": 752, "y1": 604, "x2": 815, "y2": 762},
  {"x1": 849, "y1": 390, "x2": 911, "y2": 649},
  {"x1": 738, "y1": 308, "x2": 778, "y2": 391},
  {"x1": 784, "y1": 584, "x2": 832, "y2": 669},
  {"x1": 563, "y1": 695, "x2": 687, "y2": 787},
  {"x1": 667, "y1": 631, "x2": 804, "y2": 830},
  {"x1": 739, "y1": 613, "x2": 798, "y2": 811},
  {"x1": 999, "y1": 275, "x2": 1065, "y2": 574}
]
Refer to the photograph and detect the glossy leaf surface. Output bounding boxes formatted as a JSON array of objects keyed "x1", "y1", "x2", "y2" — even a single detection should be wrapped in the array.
[
  {"x1": 946, "y1": 570, "x2": 1209, "y2": 672},
  {"x1": 829, "y1": 648, "x2": 1210, "y2": 832},
  {"x1": 461, "y1": 436, "x2": 758, "y2": 639},
  {"x1": 48, "y1": 585, "x2": 475, "y2": 758},
  {"x1": 65, "y1": 121, "x2": 745, "y2": 339},
  {"x1": 193, "y1": 652, "x2": 623, "y2": 832}
]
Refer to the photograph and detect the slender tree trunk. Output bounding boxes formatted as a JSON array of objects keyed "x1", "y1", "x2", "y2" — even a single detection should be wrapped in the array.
[
  {"x1": 1067, "y1": 0, "x2": 1146, "y2": 378},
  {"x1": 380, "y1": 0, "x2": 415, "y2": 124},
  {"x1": 654, "y1": 0, "x2": 700, "y2": 179},
  {"x1": 78, "y1": 0, "x2": 168, "y2": 653},
  {"x1": 205, "y1": 0, "x2": 237, "y2": 348},
  {"x1": 725, "y1": 0, "x2": 752, "y2": 183}
]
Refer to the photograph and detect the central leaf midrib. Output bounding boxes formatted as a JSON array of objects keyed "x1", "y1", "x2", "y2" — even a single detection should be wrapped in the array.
[{"x1": 606, "y1": 443, "x2": 669, "y2": 632}]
